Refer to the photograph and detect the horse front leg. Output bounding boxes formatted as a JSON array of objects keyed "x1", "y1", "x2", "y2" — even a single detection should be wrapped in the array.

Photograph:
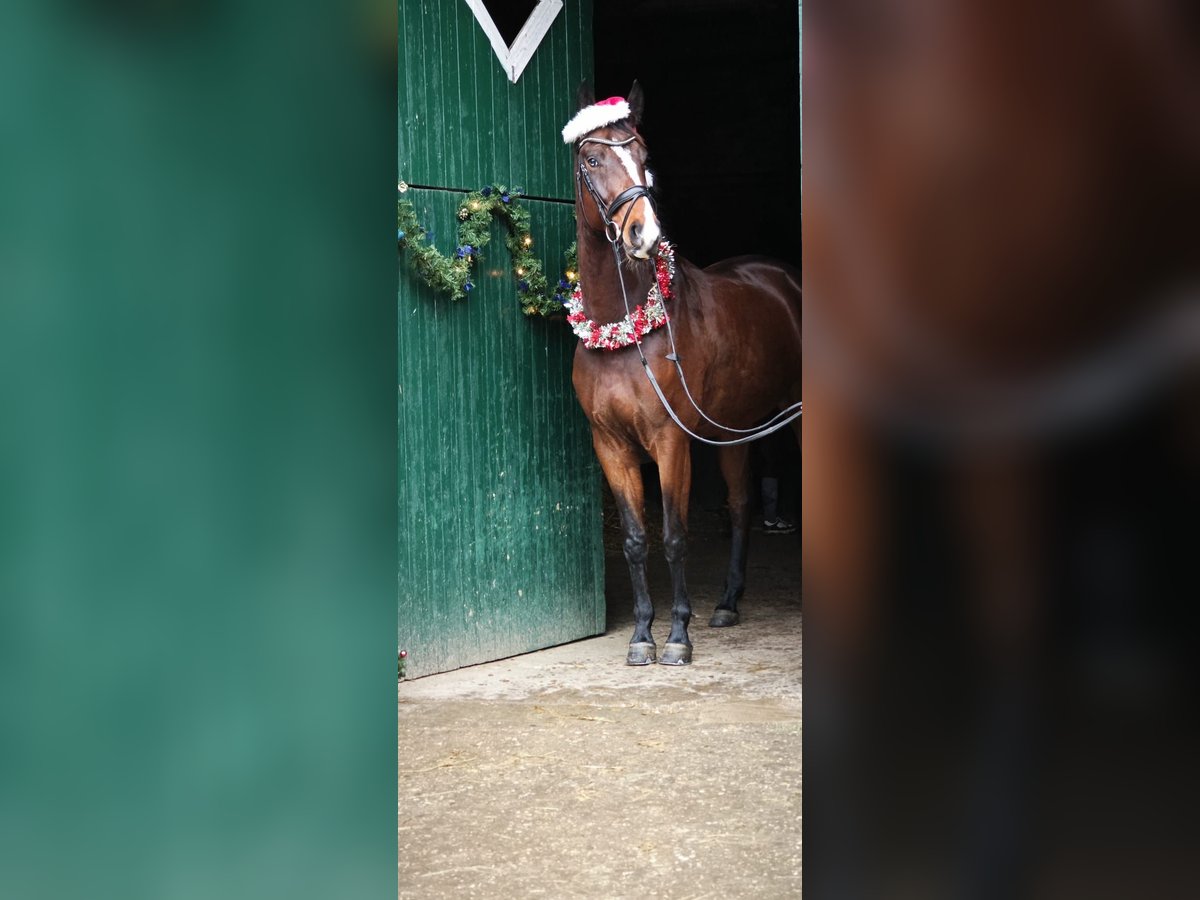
[
  {"x1": 593, "y1": 433, "x2": 656, "y2": 665},
  {"x1": 656, "y1": 436, "x2": 693, "y2": 665},
  {"x1": 711, "y1": 443, "x2": 751, "y2": 626}
]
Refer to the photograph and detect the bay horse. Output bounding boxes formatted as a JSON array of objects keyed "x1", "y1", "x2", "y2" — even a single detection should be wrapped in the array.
[{"x1": 562, "y1": 82, "x2": 802, "y2": 666}]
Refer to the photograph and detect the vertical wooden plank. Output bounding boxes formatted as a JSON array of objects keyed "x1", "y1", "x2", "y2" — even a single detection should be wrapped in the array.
[
  {"x1": 397, "y1": 0, "x2": 415, "y2": 181},
  {"x1": 463, "y1": 0, "x2": 482, "y2": 192}
]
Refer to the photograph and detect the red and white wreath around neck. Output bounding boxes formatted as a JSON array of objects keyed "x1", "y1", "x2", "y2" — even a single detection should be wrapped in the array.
[{"x1": 565, "y1": 241, "x2": 676, "y2": 351}]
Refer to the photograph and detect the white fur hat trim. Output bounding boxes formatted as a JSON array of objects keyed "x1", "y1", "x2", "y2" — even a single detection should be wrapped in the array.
[{"x1": 561, "y1": 97, "x2": 632, "y2": 144}]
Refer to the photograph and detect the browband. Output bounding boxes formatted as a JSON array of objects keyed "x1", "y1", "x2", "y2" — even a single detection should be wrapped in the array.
[{"x1": 577, "y1": 135, "x2": 644, "y2": 150}]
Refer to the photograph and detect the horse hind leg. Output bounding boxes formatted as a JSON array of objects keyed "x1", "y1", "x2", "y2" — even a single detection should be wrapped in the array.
[
  {"x1": 711, "y1": 443, "x2": 751, "y2": 627},
  {"x1": 593, "y1": 434, "x2": 656, "y2": 665}
]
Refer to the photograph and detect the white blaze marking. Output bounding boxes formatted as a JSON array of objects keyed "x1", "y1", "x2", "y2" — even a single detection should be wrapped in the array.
[
  {"x1": 611, "y1": 146, "x2": 642, "y2": 185},
  {"x1": 638, "y1": 206, "x2": 661, "y2": 252},
  {"x1": 611, "y1": 146, "x2": 660, "y2": 255}
]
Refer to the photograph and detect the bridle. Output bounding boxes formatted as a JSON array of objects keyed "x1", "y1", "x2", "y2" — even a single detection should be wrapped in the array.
[
  {"x1": 572, "y1": 128, "x2": 804, "y2": 446},
  {"x1": 575, "y1": 134, "x2": 657, "y2": 245}
]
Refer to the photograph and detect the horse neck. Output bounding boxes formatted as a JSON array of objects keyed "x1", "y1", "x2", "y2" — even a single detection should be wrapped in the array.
[{"x1": 575, "y1": 216, "x2": 657, "y2": 323}]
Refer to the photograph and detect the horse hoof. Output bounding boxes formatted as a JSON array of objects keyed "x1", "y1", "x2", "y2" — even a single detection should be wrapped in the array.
[
  {"x1": 626, "y1": 642, "x2": 657, "y2": 666},
  {"x1": 708, "y1": 609, "x2": 740, "y2": 627},
  {"x1": 659, "y1": 643, "x2": 693, "y2": 666}
]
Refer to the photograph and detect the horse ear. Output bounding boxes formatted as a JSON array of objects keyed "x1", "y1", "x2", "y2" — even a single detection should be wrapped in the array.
[
  {"x1": 628, "y1": 80, "x2": 644, "y2": 125},
  {"x1": 577, "y1": 80, "x2": 595, "y2": 109}
]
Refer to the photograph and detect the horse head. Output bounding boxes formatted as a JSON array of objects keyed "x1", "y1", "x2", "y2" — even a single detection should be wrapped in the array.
[{"x1": 563, "y1": 81, "x2": 662, "y2": 260}]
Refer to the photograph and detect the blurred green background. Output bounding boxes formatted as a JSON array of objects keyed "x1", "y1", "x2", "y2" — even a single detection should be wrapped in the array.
[{"x1": 0, "y1": 1, "x2": 396, "y2": 896}]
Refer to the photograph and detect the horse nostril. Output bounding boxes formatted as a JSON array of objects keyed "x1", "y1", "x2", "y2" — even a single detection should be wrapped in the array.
[{"x1": 630, "y1": 222, "x2": 643, "y2": 244}]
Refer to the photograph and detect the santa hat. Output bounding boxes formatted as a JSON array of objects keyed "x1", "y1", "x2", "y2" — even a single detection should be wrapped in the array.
[{"x1": 561, "y1": 96, "x2": 632, "y2": 144}]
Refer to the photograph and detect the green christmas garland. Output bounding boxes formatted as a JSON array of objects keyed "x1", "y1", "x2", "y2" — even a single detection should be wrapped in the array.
[{"x1": 397, "y1": 182, "x2": 577, "y2": 317}]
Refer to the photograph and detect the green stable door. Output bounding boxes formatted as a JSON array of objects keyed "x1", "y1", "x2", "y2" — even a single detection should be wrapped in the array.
[{"x1": 398, "y1": 0, "x2": 603, "y2": 679}]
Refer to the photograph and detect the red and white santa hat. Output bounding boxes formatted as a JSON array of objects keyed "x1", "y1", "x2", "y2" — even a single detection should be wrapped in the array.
[{"x1": 561, "y1": 96, "x2": 632, "y2": 144}]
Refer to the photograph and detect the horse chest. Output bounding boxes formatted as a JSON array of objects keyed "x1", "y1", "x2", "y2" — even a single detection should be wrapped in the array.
[{"x1": 572, "y1": 351, "x2": 669, "y2": 438}]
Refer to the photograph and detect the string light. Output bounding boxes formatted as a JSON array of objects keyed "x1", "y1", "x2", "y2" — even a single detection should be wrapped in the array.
[{"x1": 522, "y1": 235, "x2": 533, "y2": 247}]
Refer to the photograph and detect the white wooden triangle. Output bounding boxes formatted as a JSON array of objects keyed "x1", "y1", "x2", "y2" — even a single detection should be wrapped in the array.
[{"x1": 464, "y1": 0, "x2": 563, "y2": 84}]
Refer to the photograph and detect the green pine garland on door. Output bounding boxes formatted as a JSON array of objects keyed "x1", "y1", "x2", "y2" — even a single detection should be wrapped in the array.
[{"x1": 398, "y1": 182, "x2": 578, "y2": 317}]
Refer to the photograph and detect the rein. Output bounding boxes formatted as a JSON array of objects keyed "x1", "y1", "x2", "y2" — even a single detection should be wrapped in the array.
[{"x1": 575, "y1": 134, "x2": 802, "y2": 447}]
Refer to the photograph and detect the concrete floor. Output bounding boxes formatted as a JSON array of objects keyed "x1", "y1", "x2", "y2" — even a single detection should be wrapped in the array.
[{"x1": 399, "y1": 508, "x2": 801, "y2": 899}]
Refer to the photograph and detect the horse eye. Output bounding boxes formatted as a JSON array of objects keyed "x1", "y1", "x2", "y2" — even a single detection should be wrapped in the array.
[{"x1": 587, "y1": 156, "x2": 599, "y2": 168}]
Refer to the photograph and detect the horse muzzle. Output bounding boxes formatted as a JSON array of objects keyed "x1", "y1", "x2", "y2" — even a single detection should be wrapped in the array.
[
  {"x1": 625, "y1": 211, "x2": 661, "y2": 260},
  {"x1": 606, "y1": 185, "x2": 660, "y2": 259}
]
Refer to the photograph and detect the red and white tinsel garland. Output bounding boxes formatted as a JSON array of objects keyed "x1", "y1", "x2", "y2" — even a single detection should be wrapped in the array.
[{"x1": 565, "y1": 241, "x2": 676, "y2": 351}]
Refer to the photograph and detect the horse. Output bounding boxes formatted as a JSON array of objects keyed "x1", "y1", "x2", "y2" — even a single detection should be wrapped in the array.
[{"x1": 561, "y1": 81, "x2": 802, "y2": 666}]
